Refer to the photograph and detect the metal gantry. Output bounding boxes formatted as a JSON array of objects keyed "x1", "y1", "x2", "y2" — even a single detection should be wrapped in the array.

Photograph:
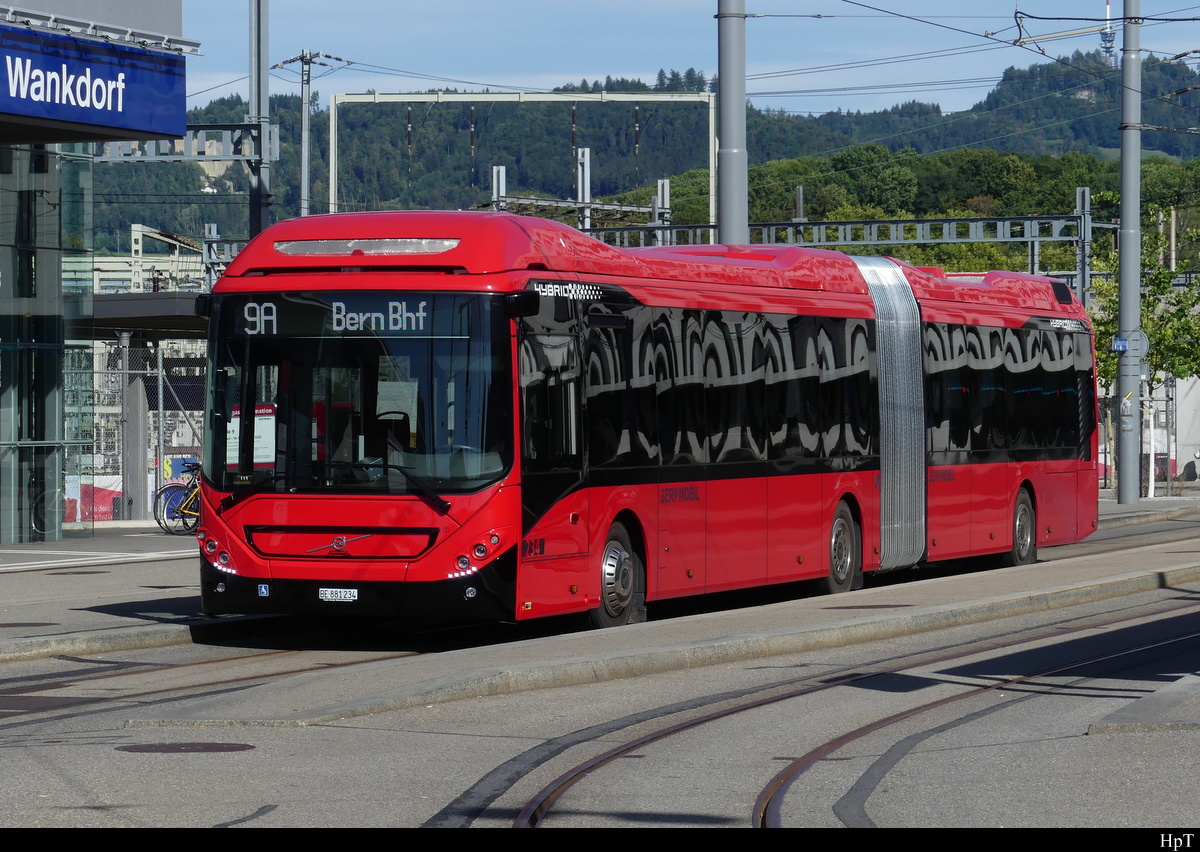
[
  {"x1": 576, "y1": 188, "x2": 1110, "y2": 295},
  {"x1": 490, "y1": 160, "x2": 672, "y2": 238},
  {"x1": 92, "y1": 124, "x2": 280, "y2": 164}
]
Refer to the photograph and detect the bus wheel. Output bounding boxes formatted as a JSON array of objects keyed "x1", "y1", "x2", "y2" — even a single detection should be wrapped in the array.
[
  {"x1": 825, "y1": 502, "x2": 862, "y2": 594},
  {"x1": 1002, "y1": 490, "x2": 1037, "y2": 567},
  {"x1": 588, "y1": 522, "x2": 646, "y2": 628}
]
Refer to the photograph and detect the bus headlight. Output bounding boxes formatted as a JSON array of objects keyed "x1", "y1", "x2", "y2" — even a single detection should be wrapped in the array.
[
  {"x1": 212, "y1": 553, "x2": 237, "y2": 574},
  {"x1": 200, "y1": 529, "x2": 236, "y2": 573}
]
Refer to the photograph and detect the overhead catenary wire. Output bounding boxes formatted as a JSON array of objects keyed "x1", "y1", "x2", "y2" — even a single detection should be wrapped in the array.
[{"x1": 169, "y1": 3, "x2": 1200, "y2": 218}]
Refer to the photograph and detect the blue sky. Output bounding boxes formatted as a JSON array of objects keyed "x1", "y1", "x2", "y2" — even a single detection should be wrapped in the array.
[{"x1": 183, "y1": 2, "x2": 1200, "y2": 116}]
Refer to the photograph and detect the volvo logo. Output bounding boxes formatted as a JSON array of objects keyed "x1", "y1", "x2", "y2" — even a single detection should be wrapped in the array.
[{"x1": 305, "y1": 533, "x2": 373, "y2": 554}]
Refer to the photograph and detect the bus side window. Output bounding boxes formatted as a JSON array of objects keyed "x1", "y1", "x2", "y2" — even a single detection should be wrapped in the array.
[{"x1": 519, "y1": 333, "x2": 581, "y2": 470}]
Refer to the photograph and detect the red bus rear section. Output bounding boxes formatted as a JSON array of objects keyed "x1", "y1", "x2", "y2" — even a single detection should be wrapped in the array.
[{"x1": 195, "y1": 211, "x2": 1098, "y2": 626}]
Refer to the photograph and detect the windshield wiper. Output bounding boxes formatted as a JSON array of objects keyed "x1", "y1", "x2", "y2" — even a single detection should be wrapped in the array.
[
  {"x1": 217, "y1": 472, "x2": 316, "y2": 514},
  {"x1": 217, "y1": 463, "x2": 452, "y2": 517},
  {"x1": 334, "y1": 459, "x2": 451, "y2": 515}
]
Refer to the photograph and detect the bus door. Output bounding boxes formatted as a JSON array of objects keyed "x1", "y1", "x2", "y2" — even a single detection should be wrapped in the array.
[
  {"x1": 517, "y1": 294, "x2": 590, "y2": 618},
  {"x1": 704, "y1": 311, "x2": 767, "y2": 593},
  {"x1": 765, "y1": 312, "x2": 829, "y2": 582},
  {"x1": 924, "y1": 322, "x2": 974, "y2": 559},
  {"x1": 655, "y1": 309, "x2": 707, "y2": 597}
]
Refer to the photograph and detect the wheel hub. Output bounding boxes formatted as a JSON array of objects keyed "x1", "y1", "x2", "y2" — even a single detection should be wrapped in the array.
[
  {"x1": 831, "y1": 518, "x2": 851, "y2": 583},
  {"x1": 1015, "y1": 504, "x2": 1032, "y2": 558},
  {"x1": 600, "y1": 541, "x2": 633, "y2": 617}
]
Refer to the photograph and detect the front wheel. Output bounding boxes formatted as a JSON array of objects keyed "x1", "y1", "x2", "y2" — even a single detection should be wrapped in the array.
[
  {"x1": 178, "y1": 487, "x2": 201, "y2": 533},
  {"x1": 824, "y1": 501, "x2": 863, "y2": 594},
  {"x1": 1001, "y1": 490, "x2": 1036, "y2": 567},
  {"x1": 587, "y1": 522, "x2": 646, "y2": 628},
  {"x1": 162, "y1": 485, "x2": 199, "y2": 535}
]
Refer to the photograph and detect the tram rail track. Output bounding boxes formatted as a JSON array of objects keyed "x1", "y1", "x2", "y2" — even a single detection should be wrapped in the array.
[
  {"x1": 505, "y1": 592, "x2": 1200, "y2": 828},
  {"x1": 754, "y1": 625, "x2": 1200, "y2": 827},
  {"x1": 0, "y1": 646, "x2": 417, "y2": 729}
]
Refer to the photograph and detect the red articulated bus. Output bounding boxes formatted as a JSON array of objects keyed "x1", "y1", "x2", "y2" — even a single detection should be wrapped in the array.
[{"x1": 195, "y1": 211, "x2": 1098, "y2": 626}]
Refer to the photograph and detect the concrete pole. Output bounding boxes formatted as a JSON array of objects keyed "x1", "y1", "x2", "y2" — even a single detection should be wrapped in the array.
[
  {"x1": 248, "y1": 0, "x2": 271, "y2": 237},
  {"x1": 329, "y1": 96, "x2": 339, "y2": 213},
  {"x1": 716, "y1": 0, "x2": 749, "y2": 245},
  {"x1": 1117, "y1": 0, "x2": 1143, "y2": 504},
  {"x1": 1076, "y1": 186, "x2": 1092, "y2": 309},
  {"x1": 300, "y1": 49, "x2": 312, "y2": 216}
]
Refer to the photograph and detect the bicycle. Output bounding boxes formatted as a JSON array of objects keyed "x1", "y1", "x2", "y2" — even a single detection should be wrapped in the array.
[
  {"x1": 154, "y1": 462, "x2": 200, "y2": 535},
  {"x1": 30, "y1": 486, "x2": 63, "y2": 536}
]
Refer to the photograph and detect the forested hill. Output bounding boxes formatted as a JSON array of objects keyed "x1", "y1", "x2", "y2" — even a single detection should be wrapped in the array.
[{"x1": 93, "y1": 50, "x2": 1200, "y2": 252}]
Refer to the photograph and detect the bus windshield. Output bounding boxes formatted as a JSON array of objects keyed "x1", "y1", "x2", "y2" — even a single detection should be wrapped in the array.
[{"x1": 203, "y1": 291, "x2": 513, "y2": 498}]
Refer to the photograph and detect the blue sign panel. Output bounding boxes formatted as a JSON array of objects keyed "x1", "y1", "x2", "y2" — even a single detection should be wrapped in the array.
[{"x1": 0, "y1": 23, "x2": 185, "y2": 138}]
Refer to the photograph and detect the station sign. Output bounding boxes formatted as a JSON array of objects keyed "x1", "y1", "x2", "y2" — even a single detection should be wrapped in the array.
[{"x1": 0, "y1": 23, "x2": 185, "y2": 140}]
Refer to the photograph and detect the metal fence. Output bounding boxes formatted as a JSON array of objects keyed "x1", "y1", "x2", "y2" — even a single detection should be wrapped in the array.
[
  {"x1": 1097, "y1": 388, "x2": 1193, "y2": 497},
  {"x1": 91, "y1": 339, "x2": 205, "y2": 520}
]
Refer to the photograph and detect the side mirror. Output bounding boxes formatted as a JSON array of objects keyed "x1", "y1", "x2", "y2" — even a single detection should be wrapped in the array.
[{"x1": 505, "y1": 290, "x2": 540, "y2": 318}]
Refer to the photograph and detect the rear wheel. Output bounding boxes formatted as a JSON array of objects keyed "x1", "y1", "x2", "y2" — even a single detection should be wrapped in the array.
[
  {"x1": 825, "y1": 501, "x2": 862, "y2": 594},
  {"x1": 587, "y1": 522, "x2": 646, "y2": 628},
  {"x1": 154, "y1": 484, "x2": 184, "y2": 533},
  {"x1": 1002, "y1": 489, "x2": 1036, "y2": 567}
]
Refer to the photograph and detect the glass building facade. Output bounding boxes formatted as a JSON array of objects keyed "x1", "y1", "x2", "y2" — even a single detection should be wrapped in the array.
[
  {"x1": 0, "y1": 3, "x2": 191, "y2": 542},
  {"x1": 0, "y1": 143, "x2": 93, "y2": 542}
]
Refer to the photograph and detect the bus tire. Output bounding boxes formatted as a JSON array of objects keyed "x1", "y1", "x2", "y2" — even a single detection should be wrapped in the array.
[
  {"x1": 825, "y1": 501, "x2": 862, "y2": 594},
  {"x1": 587, "y1": 522, "x2": 646, "y2": 628},
  {"x1": 1002, "y1": 489, "x2": 1036, "y2": 567}
]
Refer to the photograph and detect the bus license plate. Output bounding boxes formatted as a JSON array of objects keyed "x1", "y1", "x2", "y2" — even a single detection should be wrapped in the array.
[{"x1": 319, "y1": 588, "x2": 358, "y2": 602}]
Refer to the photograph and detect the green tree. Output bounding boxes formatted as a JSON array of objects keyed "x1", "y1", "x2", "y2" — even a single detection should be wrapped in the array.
[
  {"x1": 828, "y1": 144, "x2": 917, "y2": 214},
  {"x1": 1088, "y1": 202, "x2": 1200, "y2": 393}
]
